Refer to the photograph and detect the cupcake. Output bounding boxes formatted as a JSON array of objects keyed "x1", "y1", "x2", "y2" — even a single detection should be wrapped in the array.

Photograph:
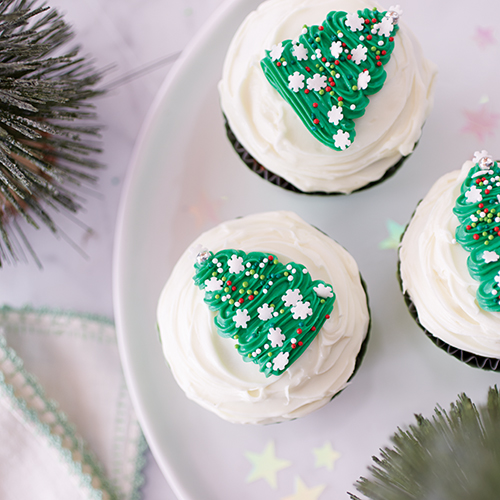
[
  {"x1": 157, "y1": 211, "x2": 370, "y2": 424},
  {"x1": 219, "y1": 0, "x2": 437, "y2": 195},
  {"x1": 399, "y1": 151, "x2": 500, "y2": 370}
]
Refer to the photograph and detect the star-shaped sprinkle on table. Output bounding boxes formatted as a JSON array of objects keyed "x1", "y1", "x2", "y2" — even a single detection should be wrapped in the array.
[
  {"x1": 379, "y1": 219, "x2": 405, "y2": 249},
  {"x1": 245, "y1": 440, "x2": 291, "y2": 489},
  {"x1": 461, "y1": 106, "x2": 500, "y2": 141},
  {"x1": 281, "y1": 476, "x2": 326, "y2": 500},
  {"x1": 313, "y1": 441, "x2": 341, "y2": 471}
]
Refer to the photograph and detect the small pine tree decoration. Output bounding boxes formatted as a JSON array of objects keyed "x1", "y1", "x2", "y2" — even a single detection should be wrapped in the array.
[
  {"x1": 350, "y1": 386, "x2": 500, "y2": 500},
  {"x1": 260, "y1": 6, "x2": 401, "y2": 151},
  {"x1": 0, "y1": 0, "x2": 104, "y2": 266},
  {"x1": 193, "y1": 248, "x2": 335, "y2": 377},
  {"x1": 454, "y1": 151, "x2": 500, "y2": 311}
]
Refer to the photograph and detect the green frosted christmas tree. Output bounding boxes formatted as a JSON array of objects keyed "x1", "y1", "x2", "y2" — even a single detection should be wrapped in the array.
[
  {"x1": 454, "y1": 151, "x2": 500, "y2": 311},
  {"x1": 260, "y1": 6, "x2": 401, "y2": 151},
  {"x1": 193, "y1": 248, "x2": 335, "y2": 377}
]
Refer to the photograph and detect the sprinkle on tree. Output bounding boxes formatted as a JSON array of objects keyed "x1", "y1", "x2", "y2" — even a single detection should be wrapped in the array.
[
  {"x1": 193, "y1": 248, "x2": 335, "y2": 377},
  {"x1": 454, "y1": 151, "x2": 500, "y2": 311},
  {"x1": 260, "y1": 6, "x2": 401, "y2": 151}
]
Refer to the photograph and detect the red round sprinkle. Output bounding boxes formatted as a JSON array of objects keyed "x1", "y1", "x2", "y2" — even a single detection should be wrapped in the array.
[
  {"x1": 297, "y1": 328, "x2": 302, "y2": 334},
  {"x1": 249, "y1": 295, "x2": 254, "y2": 301},
  {"x1": 334, "y1": 60, "x2": 340, "y2": 65},
  {"x1": 304, "y1": 89, "x2": 310, "y2": 94},
  {"x1": 376, "y1": 55, "x2": 380, "y2": 60},
  {"x1": 364, "y1": 19, "x2": 370, "y2": 24},
  {"x1": 347, "y1": 54, "x2": 352, "y2": 60},
  {"x1": 276, "y1": 62, "x2": 281, "y2": 67},
  {"x1": 376, "y1": 61, "x2": 382, "y2": 66},
  {"x1": 485, "y1": 189, "x2": 491, "y2": 194},
  {"x1": 318, "y1": 26, "x2": 324, "y2": 31},
  {"x1": 342, "y1": 42, "x2": 347, "y2": 47},
  {"x1": 325, "y1": 314, "x2": 330, "y2": 319},
  {"x1": 367, "y1": 34, "x2": 372, "y2": 40},
  {"x1": 325, "y1": 86, "x2": 331, "y2": 92},
  {"x1": 313, "y1": 102, "x2": 318, "y2": 108},
  {"x1": 466, "y1": 225, "x2": 472, "y2": 230},
  {"x1": 495, "y1": 227, "x2": 500, "y2": 232},
  {"x1": 479, "y1": 203, "x2": 484, "y2": 208},
  {"x1": 292, "y1": 344, "x2": 297, "y2": 349},
  {"x1": 305, "y1": 66, "x2": 311, "y2": 72},
  {"x1": 381, "y1": 50, "x2": 387, "y2": 55},
  {"x1": 389, "y1": 37, "x2": 394, "y2": 42},
  {"x1": 313, "y1": 118, "x2": 319, "y2": 124},
  {"x1": 338, "y1": 96, "x2": 343, "y2": 101},
  {"x1": 322, "y1": 57, "x2": 326, "y2": 62},
  {"x1": 476, "y1": 179, "x2": 481, "y2": 184},
  {"x1": 239, "y1": 298, "x2": 244, "y2": 303},
  {"x1": 232, "y1": 286, "x2": 236, "y2": 291},
  {"x1": 372, "y1": 18, "x2": 377, "y2": 23},
  {"x1": 227, "y1": 280, "x2": 232, "y2": 285},
  {"x1": 484, "y1": 208, "x2": 489, "y2": 213},
  {"x1": 298, "y1": 341, "x2": 303, "y2": 346},
  {"x1": 473, "y1": 234, "x2": 480, "y2": 240},
  {"x1": 311, "y1": 326, "x2": 316, "y2": 332},
  {"x1": 268, "y1": 255, "x2": 273, "y2": 260},
  {"x1": 328, "y1": 77, "x2": 334, "y2": 82}
]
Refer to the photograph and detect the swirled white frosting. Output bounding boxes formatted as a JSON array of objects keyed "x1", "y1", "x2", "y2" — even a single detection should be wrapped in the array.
[
  {"x1": 157, "y1": 211, "x2": 370, "y2": 424},
  {"x1": 219, "y1": 0, "x2": 437, "y2": 194},
  {"x1": 399, "y1": 161, "x2": 500, "y2": 358}
]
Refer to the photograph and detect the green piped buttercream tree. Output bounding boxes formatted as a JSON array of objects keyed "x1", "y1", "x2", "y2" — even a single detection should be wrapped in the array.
[
  {"x1": 454, "y1": 151, "x2": 500, "y2": 311},
  {"x1": 193, "y1": 248, "x2": 335, "y2": 377},
  {"x1": 260, "y1": 6, "x2": 400, "y2": 151}
]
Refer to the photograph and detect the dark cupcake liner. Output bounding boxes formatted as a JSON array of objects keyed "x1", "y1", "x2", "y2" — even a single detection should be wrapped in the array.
[
  {"x1": 397, "y1": 248, "x2": 500, "y2": 372},
  {"x1": 224, "y1": 115, "x2": 410, "y2": 196}
]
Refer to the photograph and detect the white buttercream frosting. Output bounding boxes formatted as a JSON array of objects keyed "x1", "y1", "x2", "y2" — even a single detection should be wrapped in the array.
[
  {"x1": 219, "y1": 0, "x2": 437, "y2": 194},
  {"x1": 157, "y1": 211, "x2": 370, "y2": 424},
  {"x1": 399, "y1": 161, "x2": 500, "y2": 358}
]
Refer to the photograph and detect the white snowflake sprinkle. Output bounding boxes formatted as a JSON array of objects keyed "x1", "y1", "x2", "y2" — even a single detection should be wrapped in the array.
[
  {"x1": 330, "y1": 40, "x2": 342, "y2": 59},
  {"x1": 333, "y1": 130, "x2": 352, "y2": 150},
  {"x1": 374, "y1": 16, "x2": 394, "y2": 37},
  {"x1": 273, "y1": 352, "x2": 290, "y2": 371},
  {"x1": 288, "y1": 71, "x2": 305, "y2": 92},
  {"x1": 351, "y1": 44, "x2": 368, "y2": 65},
  {"x1": 268, "y1": 327, "x2": 285, "y2": 348},
  {"x1": 465, "y1": 185, "x2": 483, "y2": 204},
  {"x1": 307, "y1": 74, "x2": 327, "y2": 92},
  {"x1": 291, "y1": 301, "x2": 313, "y2": 320},
  {"x1": 357, "y1": 70, "x2": 371, "y2": 90},
  {"x1": 257, "y1": 304, "x2": 274, "y2": 321},
  {"x1": 282, "y1": 289, "x2": 303, "y2": 307},
  {"x1": 269, "y1": 43, "x2": 284, "y2": 61},
  {"x1": 233, "y1": 309, "x2": 251, "y2": 328},
  {"x1": 204, "y1": 277, "x2": 223, "y2": 292},
  {"x1": 473, "y1": 150, "x2": 490, "y2": 163},
  {"x1": 345, "y1": 12, "x2": 364, "y2": 32},
  {"x1": 327, "y1": 105, "x2": 343, "y2": 125},
  {"x1": 228, "y1": 255, "x2": 245, "y2": 274},
  {"x1": 292, "y1": 43, "x2": 308, "y2": 61},
  {"x1": 483, "y1": 251, "x2": 500, "y2": 264},
  {"x1": 314, "y1": 283, "x2": 334, "y2": 298}
]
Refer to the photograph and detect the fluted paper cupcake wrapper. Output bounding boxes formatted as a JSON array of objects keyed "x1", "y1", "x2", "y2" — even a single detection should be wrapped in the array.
[
  {"x1": 224, "y1": 116, "x2": 409, "y2": 196},
  {"x1": 397, "y1": 251, "x2": 500, "y2": 372}
]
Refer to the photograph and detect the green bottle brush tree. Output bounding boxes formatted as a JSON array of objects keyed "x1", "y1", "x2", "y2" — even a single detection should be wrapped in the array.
[{"x1": 0, "y1": 0, "x2": 104, "y2": 266}]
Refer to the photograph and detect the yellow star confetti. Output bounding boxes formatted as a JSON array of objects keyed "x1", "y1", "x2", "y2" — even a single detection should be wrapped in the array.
[
  {"x1": 281, "y1": 476, "x2": 326, "y2": 500},
  {"x1": 379, "y1": 219, "x2": 405, "y2": 249},
  {"x1": 313, "y1": 441, "x2": 341, "y2": 471},
  {"x1": 245, "y1": 440, "x2": 291, "y2": 489}
]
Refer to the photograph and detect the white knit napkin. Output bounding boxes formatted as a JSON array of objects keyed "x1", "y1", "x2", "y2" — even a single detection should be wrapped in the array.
[{"x1": 0, "y1": 306, "x2": 145, "y2": 500}]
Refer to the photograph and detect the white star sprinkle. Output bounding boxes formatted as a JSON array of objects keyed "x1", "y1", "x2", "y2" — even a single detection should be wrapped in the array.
[
  {"x1": 268, "y1": 327, "x2": 285, "y2": 348},
  {"x1": 327, "y1": 105, "x2": 343, "y2": 125},
  {"x1": 269, "y1": 43, "x2": 284, "y2": 61},
  {"x1": 345, "y1": 12, "x2": 364, "y2": 32},
  {"x1": 306, "y1": 74, "x2": 327, "y2": 92},
  {"x1": 288, "y1": 71, "x2": 305, "y2": 92},
  {"x1": 258, "y1": 304, "x2": 274, "y2": 321},
  {"x1": 314, "y1": 283, "x2": 334, "y2": 298},
  {"x1": 357, "y1": 70, "x2": 371, "y2": 90},
  {"x1": 203, "y1": 277, "x2": 223, "y2": 292},
  {"x1": 272, "y1": 352, "x2": 289, "y2": 371},
  {"x1": 351, "y1": 44, "x2": 368, "y2": 65},
  {"x1": 333, "y1": 130, "x2": 352, "y2": 150},
  {"x1": 233, "y1": 309, "x2": 251, "y2": 328},
  {"x1": 292, "y1": 43, "x2": 308, "y2": 61},
  {"x1": 291, "y1": 301, "x2": 313, "y2": 320},
  {"x1": 282, "y1": 289, "x2": 303, "y2": 307}
]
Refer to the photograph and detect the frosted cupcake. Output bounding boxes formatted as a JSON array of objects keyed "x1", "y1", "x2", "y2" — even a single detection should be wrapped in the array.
[
  {"x1": 219, "y1": 0, "x2": 437, "y2": 194},
  {"x1": 157, "y1": 211, "x2": 370, "y2": 424},
  {"x1": 399, "y1": 151, "x2": 500, "y2": 370}
]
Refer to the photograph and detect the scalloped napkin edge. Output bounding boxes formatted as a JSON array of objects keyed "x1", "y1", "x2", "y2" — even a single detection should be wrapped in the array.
[{"x1": 0, "y1": 306, "x2": 146, "y2": 500}]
